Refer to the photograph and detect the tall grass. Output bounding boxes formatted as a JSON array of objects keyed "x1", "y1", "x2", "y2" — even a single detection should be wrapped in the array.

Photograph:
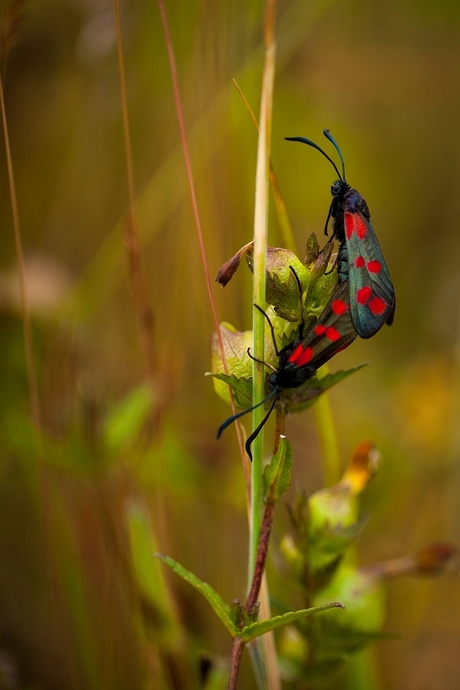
[{"x1": 0, "y1": 2, "x2": 459, "y2": 689}]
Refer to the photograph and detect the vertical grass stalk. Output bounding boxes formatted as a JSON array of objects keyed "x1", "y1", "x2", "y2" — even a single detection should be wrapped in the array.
[
  {"x1": 112, "y1": 0, "x2": 157, "y2": 386},
  {"x1": 156, "y1": 0, "x2": 247, "y2": 462},
  {"x1": 249, "y1": 0, "x2": 276, "y2": 588},
  {"x1": 0, "y1": 73, "x2": 41, "y2": 430}
]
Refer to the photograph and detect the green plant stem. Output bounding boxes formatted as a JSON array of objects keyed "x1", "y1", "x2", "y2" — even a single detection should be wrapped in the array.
[
  {"x1": 249, "y1": 10, "x2": 276, "y2": 588},
  {"x1": 232, "y1": 78, "x2": 297, "y2": 255},
  {"x1": 227, "y1": 495, "x2": 279, "y2": 689},
  {"x1": 246, "y1": 8, "x2": 278, "y2": 690}
]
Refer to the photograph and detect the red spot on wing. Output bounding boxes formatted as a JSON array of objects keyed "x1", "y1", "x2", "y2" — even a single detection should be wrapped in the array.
[
  {"x1": 332, "y1": 299, "x2": 347, "y2": 315},
  {"x1": 345, "y1": 212, "x2": 355, "y2": 240},
  {"x1": 345, "y1": 212, "x2": 367, "y2": 240},
  {"x1": 356, "y1": 215, "x2": 368, "y2": 239},
  {"x1": 288, "y1": 343, "x2": 304, "y2": 363},
  {"x1": 368, "y1": 296, "x2": 386, "y2": 315},
  {"x1": 367, "y1": 260, "x2": 382, "y2": 273},
  {"x1": 355, "y1": 256, "x2": 365, "y2": 268},
  {"x1": 315, "y1": 325, "x2": 326, "y2": 336},
  {"x1": 325, "y1": 326, "x2": 341, "y2": 342},
  {"x1": 295, "y1": 347, "x2": 314, "y2": 366},
  {"x1": 356, "y1": 286, "x2": 372, "y2": 305}
]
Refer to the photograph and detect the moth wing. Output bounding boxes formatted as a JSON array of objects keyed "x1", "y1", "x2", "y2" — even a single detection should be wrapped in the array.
[
  {"x1": 344, "y1": 211, "x2": 395, "y2": 339},
  {"x1": 294, "y1": 281, "x2": 358, "y2": 371}
]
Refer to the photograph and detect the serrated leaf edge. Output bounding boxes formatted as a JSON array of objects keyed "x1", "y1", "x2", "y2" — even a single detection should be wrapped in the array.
[
  {"x1": 155, "y1": 553, "x2": 238, "y2": 636},
  {"x1": 240, "y1": 601, "x2": 344, "y2": 642}
]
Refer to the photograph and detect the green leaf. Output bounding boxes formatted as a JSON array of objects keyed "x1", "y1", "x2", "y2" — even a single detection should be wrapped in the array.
[
  {"x1": 127, "y1": 504, "x2": 182, "y2": 647},
  {"x1": 103, "y1": 385, "x2": 153, "y2": 453},
  {"x1": 307, "y1": 268, "x2": 338, "y2": 316},
  {"x1": 206, "y1": 372, "x2": 254, "y2": 409},
  {"x1": 209, "y1": 322, "x2": 280, "y2": 406},
  {"x1": 209, "y1": 324, "x2": 256, "y2": 406},
  {"x1": 263, "y1": 436, "x2": 293, "y2": 501},
  {"x1": 307, "y1": 515, "x2": 369, "y2": 574},
  {"x1": 283, "y1": 364, "x2": 368, "y2": 414},
  {"x1": 210, "y1": 365, "x2": 367, "y2": 418},
  {"x1": 240, "y1": 602, "x2": 344, "y2": 642},
  {"x1": 246, "y1": 247, "x2": 310, "y2": 322},
  {"x1": 155, "y1": 553, "x2": 238, "y2": 637}
]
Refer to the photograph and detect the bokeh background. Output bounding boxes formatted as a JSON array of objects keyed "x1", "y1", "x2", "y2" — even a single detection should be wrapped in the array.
[{"x1": 1, "y1": 0, "x2": 459, "y2": 688}]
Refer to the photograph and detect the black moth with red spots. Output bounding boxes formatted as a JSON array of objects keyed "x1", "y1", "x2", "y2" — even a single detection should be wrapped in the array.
[
  {"x1": 217, "y1": 277, "x2": 358, "y2": 460},
  {"x1": 286, "y1": 130, "x2": 396, "y2": 339},
  {"x1": 271, "y1": 279, "x2": 356, "y2": 391}
]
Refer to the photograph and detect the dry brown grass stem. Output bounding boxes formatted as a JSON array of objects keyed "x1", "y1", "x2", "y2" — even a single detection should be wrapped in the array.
[
  {"x1": 113, "y1": 0, "x2": 157, "y2": 388},
  {"x1": 0, "y1": 0, "x2": 27, "y2": 75},
  {"x1": 156, "y1": 0, "x2": 247, "y2": 464},
  {"x1": 0, "y1": 71, "x2": 41, "y2": 429}
]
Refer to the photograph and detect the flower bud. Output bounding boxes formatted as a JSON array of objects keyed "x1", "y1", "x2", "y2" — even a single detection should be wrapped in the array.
[
  {"x1": 341, "y1": 441, "x2": 380, "y2": 496},
  {"x1": 246, "y1": 247, "x2": 309, "y2": 322},
  {"x1": 305, "y1": 442, "x2": 379, "y2": 573},
  {"x1": 413, "y1": 542, "x2": 458, "y2": 573},
  {"x1": 215, "y1": 241, "x2": 253, "y2": 287}
]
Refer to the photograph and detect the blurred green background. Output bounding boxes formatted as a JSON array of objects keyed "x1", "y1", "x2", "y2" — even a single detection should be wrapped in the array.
[{"x1": 1, "y1": 0, "x2": 459, "y2": 688}]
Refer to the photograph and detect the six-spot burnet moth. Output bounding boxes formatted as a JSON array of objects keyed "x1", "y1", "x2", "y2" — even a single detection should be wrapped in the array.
[
  {"x1": 286, "y1": 130, "x2": 396, "y2": 339},
  {"x1": 216, "y1": 271, "x2": 358, "y2": 460}
]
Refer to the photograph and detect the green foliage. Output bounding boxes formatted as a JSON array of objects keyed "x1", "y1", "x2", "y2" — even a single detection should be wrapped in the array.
[
  {"x1": 246, "y1": 246, "x2": 310, "y2": 321},
  {"x1": 211, "y1": 363, "x2": 366, "y2": 414},
  {"x1": 312, "y1": 565, "x2": 386, "y2": 641},
  {"x1": 277, "y1": 363, "x2": 368, "y2": 414},
  {"x1": 208, "y1": 371, "x2": 254, "y2": 409},
  {"x1": 155, "y1": 553, "x2": 238, "y2": 637},
  {"x1": 263, "y1": 436, "x2": 293, "y2": 501},
  {"x1": 275, "y1": 449, "x2": 399, "y2": 685},
  {"x1": 240, "y1": 602, "x2": 344, "y2": 643},
  {"x1": 2, "y1": 3, "x2": 457, "y2": 688},
  {"x1": 127, "y1": 503, "x2": 183, "y2": 647},
  {"x1": 156, "y1": 551, "x2": 346, "y2": 646},
  {"x1": 306, "y1": 485, "x2": 366, "y2": 573},
  {"x1": 102, "y1": 385, "x2": 153, "y2": 454}
]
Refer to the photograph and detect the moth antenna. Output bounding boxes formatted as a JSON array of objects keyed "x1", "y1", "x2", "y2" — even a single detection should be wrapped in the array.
[
  {"x1": 245, "y1": 394, "x2": 278, "y2": 461},
  {"x1": 323, "y1": 129, "x2": 346, "y2": 181},
  {"x1": 254, "y1": 303, "x2": 281, "y2": 357},
  {"x1": 247, "y1": 347, "x2": 277, "y2": 373},
  {"x1": 323, "y1": 197, "x2": 335, "y2": 236},
  {"x1": 216, "y1": 390, "x2": 276, "y2": 439},
  {"x1": 285, "y1": 136, "x2": 343, "y2": 181},
  {"x1": 289, "y1": 265, "x2": 305, "y2": 337}
]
